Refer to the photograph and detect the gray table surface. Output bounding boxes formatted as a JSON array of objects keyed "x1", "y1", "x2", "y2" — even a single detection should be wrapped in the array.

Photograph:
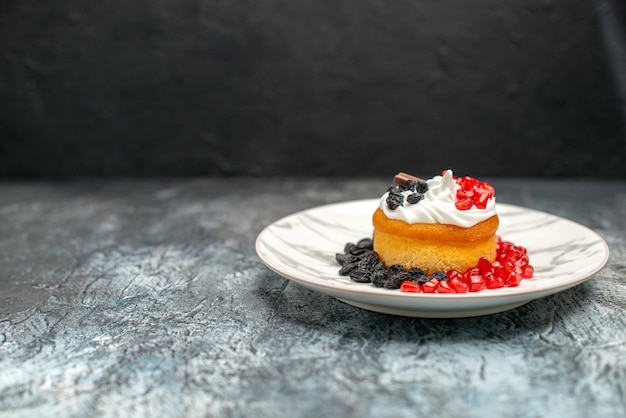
[{"x1": 0, "y1": 177, "x2": 624, "y2": 418}]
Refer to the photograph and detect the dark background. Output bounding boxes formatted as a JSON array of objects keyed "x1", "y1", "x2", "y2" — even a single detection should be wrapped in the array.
[{"x1": 1, "y1": 0, "x2": 625, "y2": 179}]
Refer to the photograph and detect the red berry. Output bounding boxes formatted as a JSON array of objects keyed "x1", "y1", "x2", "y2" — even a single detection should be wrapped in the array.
[
  {"x1": 517, "y1": 254, "x2": 530, "y2": 266},
  {"x1": 457, "y1": 189, "x2": 475, "y2": 200},
  {"x1": 449, "y1": 277, "x2": 469, "y2": 293},
  {"x1": 505, "y1": 267, "x2": 523, "y2": 287},
  {"x1": 422, "y1": 278, "x2": 439, "y2": 293},
  {"x1": 455, "y1": 197, "x2": 473, "y2": 210},
  {"x1": 446, "y1": 269, "x2": 463, "y2": 280},
  {"x1": 478, "y1": 257, "x2": 492, "y2": 274},
  {"x1": 503, "y1": 261, "x2": 516, "y2": 273},
  {"x1": 437, "y1": 280, "x2": 456, "y2": 293},
  {"x1": 499, "y1": 240, "x2": 512, "y2": 254},
  {"x1": 482, "y1": 182, "x2": 495, "y2": 195},
  {"x1": 468, "y1": 275, "x2": 486, "y2": 292},
  {"x1": 464, "y1": 267, "x2": 481, "y2": 279},
  {"x1": 506, "y1": 249, "x2": 521, "y2": 263},
  {"x1": 463, "y1": 268, "x2": 486, "y2": 292},
  {"x1": 400, "y1": 280, "x2": 422, "y2": 293},
  {"x1": 486, "y1": 273, "x2": 504, "y2": 289},
  {"x1": 460, "y1": 176, "x2": 477, "y2": 190},
  {"x1": 492, "y1": 266, "x2": 506, "y2": 281},
  {"x1": 474, "y1": 189, "x2": 491, "y2": 209},
  {"x1": 453, "y1": 176, "x2": 495, "y2": 210},
  {"x1": 521, "y1": 265, "x2": 534, "y2": 279}
]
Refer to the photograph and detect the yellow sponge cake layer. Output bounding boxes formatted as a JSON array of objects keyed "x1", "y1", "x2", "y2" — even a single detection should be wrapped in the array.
[{"x1": 372, "y1": 208, "x2": 499, "y2": 274}]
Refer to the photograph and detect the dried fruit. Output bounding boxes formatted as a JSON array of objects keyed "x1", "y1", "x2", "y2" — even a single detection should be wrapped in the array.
[
  {"x1": 431, "y1": 271, "x2": 449, "y2": 281},
  {"x1": 349, "y1": 268, "x2": 372, "y2": 283},
  {"x1": 386, "y1": 192, "x2": 404, "y2": 210},
  {"x1": 357, "y1": 252, "x2": 380, "y2": 270},
  {"x1": 339, "y1": 263, "x2": 357, "y2": 275},
  {"x1": 337, "y1": 235, "x2": 533, "y2": 294},
  {"x1": 356, "y1": 238, "x2": 374, "y2": 250},
  {"x1": 415, "y1": 181, "x2": 429, "y2": 194},
  {"x1": 388, "y1": 264, "x2": 407, "y2": 274},
  {"x1": 408, "y1": 267, "x2": 429, "y2": 284},
  {"x1": 407, "y1": 193, "x2": 424, "y2": 204},
  {"x1": 372, "y1": 271, "x2": 388, "y2": 287},
  {"x1": 344, "y1": 242, "x2": 367, "y2": 255},
  {"x1": 385, "y1": 272, "x2": 411, "y2": 289},
  {"x1": 404, "y1": 179, "x2": 417, "y2": 192}
]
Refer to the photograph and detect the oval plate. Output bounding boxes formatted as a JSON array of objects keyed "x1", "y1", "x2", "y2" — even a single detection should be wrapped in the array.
[{"x1": 255, "y1": 200, "x2": 609, "y2": 318}]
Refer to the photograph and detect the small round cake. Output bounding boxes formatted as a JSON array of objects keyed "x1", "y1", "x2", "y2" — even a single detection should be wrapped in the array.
[{"x1": 372, "y1": 170, "x2": 499, "y2": 274}]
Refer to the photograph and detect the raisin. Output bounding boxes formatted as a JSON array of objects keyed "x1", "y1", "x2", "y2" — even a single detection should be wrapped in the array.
[
  {"x1": 349, "y1": 268, "x2": 373, "y2": 283},
  {"x1": 388, "y1": 264, "x2": 406, "y2": 274},
  {"x1": 431, "y1": 271, "x2": 449, "y2": 281},
  {"x1": 404, "y1": 179, "x2": 417, "y2": 192},
  {"x1": 357, "y1": 251, "x2": 379, "y2": 270},
  {"x1": 372, "y1": 270, "x2": 388, "y2": 287},
  {"x1": 336, "y1": 253, "x2": 358, "y2": 266},
  {"x1": 373, "y1": 261, "x2": 387, "y2": 271},
  {"x1": 386, "y1": 192, "x2": 404, "y2": 210},
  {"x1": 335, "y1": 253, "x2": 347, "y2": 265},
  {"x1": 408, "y1": 267, "x2": 429, "y2": 284},
  {"x1": 407, "y1": 193, "x2": 424, "y2": 204},
  {"x1": 408, "y1": 267, "x2": 426, "y2": 276},
  {"x1": 384, "y1": 271, "x2": 411, "y2": 289},
  {"x1": 356, "y1": 238, "x2": 374, "y2": 250},
  {"x1": 415, "y1": 181, "x2": 429, "y2": 194},
  {"x1": 344, "y1": 243, "x2": 367, "y2": 255},
  {"x1": 339, "y1": 263, "x2": 357, "y2": 275},
  {"x1": 387, "y1": 185, "x2": 403, "y2": 194}
]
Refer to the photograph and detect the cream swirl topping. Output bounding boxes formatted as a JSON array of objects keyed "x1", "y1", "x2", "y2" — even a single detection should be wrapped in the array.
[{"x1": 379, "y1": 170, "x2": 496, "y2": 227}]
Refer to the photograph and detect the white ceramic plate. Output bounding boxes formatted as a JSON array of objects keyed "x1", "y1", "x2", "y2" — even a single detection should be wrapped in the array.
[{"x1": 255, "y1": 199, "x2": 609, "y2": 318}]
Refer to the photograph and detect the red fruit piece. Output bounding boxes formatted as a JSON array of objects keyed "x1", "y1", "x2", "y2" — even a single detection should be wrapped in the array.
[
  {"x1": 505, "y1": 267, "x2": 523, "y2": 287},
  {"x1": 521, "y1": 265, "x2": 534, "y2": 279},
  {"x1": 486, "y1": 273, "x2": 504, "y2": 289},
  {"x1": 506, "y1": 249, "x2": 522, "y2": 263},
  {"x1": 457, "y1": 189, "x2": 474, "y2": 200},
  {"x1": 517, "y1": 254, "x2": 530, "y2": 266},
  {"x1": 460, "y1": 176, "x2": 477, "y2": 190},
  {"x1": 400, "y1": 280, "x2": 422, "y2": 293},
  {"x1": 422, "y1": 278, "x2": 439, "y2": 293},
  {"x1": 474, "y1": 189, "x2": 491, "y2": 209},
  {"x1": 503, "y1": 261, "x2": 516, "y2": 273},
  {"x1": 453, "y1": 175, "x2": 495, "y2": 211},
  {"x1": 437, "y1": 280, "x2": 456, "y2": 293},
  {"x1": 455, "y1": 197, "x2": 473, "y2": 210},
  {"x1": 469, "y1": 276, "x2": 486, "y2": 292},
  {"x1": 478, "y1": 257, "x2": 492, "y2": 274},
  {"x1": 481, "y1": 182, "x2": 495, "y2": 195},
  {"x1": 449, "y1": 277, "x2": 469, "y2": 293},
  {"x1": 464, "y1": 268, "x2": 486, "y2": 292}
]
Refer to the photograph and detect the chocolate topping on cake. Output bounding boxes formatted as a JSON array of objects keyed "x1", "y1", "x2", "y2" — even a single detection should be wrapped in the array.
[{"x1": 393, "y1": 172, "x2": 424, "y2": 187}]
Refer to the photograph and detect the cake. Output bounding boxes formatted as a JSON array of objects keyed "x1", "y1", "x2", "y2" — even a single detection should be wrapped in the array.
[{"x1": 372, "y1": 170, "x2": 499, "y2": 275}]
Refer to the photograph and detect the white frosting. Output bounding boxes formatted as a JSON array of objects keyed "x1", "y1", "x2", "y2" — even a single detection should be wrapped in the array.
[{"x1": 379, "y1": 170, "x2": 496, "y2": 227}]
